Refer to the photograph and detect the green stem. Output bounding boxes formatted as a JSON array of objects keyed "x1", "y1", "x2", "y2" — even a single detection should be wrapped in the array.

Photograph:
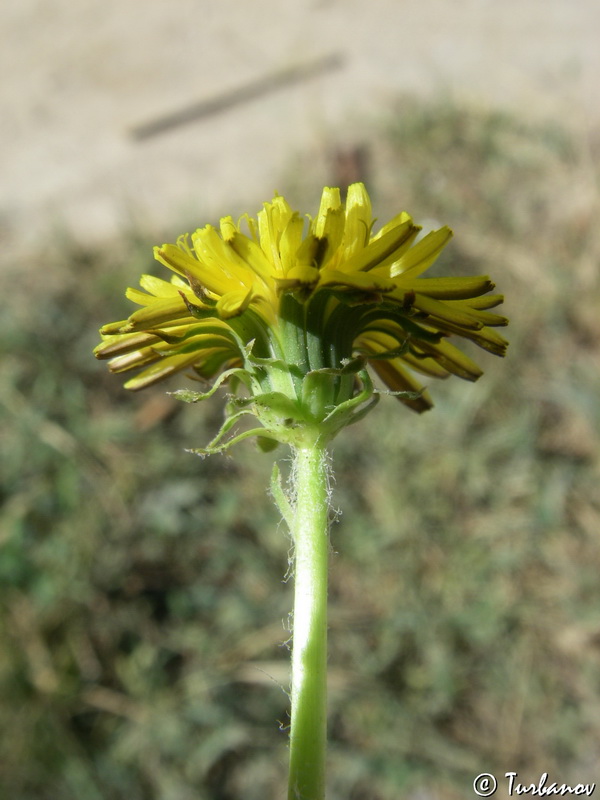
[{"x1": 287, "y1": 440, "x2": 330, "y2": 800}]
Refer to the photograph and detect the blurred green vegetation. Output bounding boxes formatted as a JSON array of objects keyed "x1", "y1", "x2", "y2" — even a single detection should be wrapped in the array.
[{"x1": 2, "y1": 98, "x2": 600, "y2": 799}]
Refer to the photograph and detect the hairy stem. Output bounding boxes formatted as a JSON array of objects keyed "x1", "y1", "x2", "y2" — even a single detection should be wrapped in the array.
[{"x1": 287, "y1": 441, "x2": 330, "y2": 800}]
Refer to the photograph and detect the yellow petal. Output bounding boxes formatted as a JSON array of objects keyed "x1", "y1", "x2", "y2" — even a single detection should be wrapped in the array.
[
  {"x1": 108, "y1": 346, "x2": 164, "y2": 374},
  {"x1": 156, "y1": 242, "x2": 235, "y2": 297},
  {"x1": 428, "y1": 319, "x2": 509, "y2": 356},
  {"x1": 140, "y1": 273, "x2": 184, "y2": 297},
  {"x1": 411, "y1": 293, "x2": 483, "y2": 330},
  {"x1": 462, "y1": 326, "x2": 509, "y2": 356},
  {"x1": 293, "y1": 233, "x2": 328, "y2": 270},
  {"x1": 122, "y1": 297, "x2": 191, "y2": 331},
  {"x1": 398, "y1": 275, "x2": 495, "y2": 299},
  {"x1": 279, "y1": 213, "x2": 305, "y2": 269},
  {"x1": 282, "y1": 264, "x2": 320, "y2": 284},
  {"x1": 216, "y1": 287, "x2": 253, "y2": 319},
  {"x1": 342, "y1": 182, "x2": 372, "y2": 260},
  {"x1": 340, "y1": 219, "x2": 419, "y2": 274},
  {"x1": 125, "y1": 287, "x2": 155, "y2": 307},
  {"x1": 258, "y1": 196, "x2": 295, "y2": 270},
  {"x1": 318, "y1": 206, "x2": 346, "y2": 265},
  {"x1": 154, "y1": 243, "x2": 201, "y2": 280},
  {"x1": 122, "y1": 352, "x2": 210, "y2": 391},
  {"x1": 219, "y1": 215, "x2": 239, "y2": 241},
  {"x1": 99, "y1": 318, "x2": 129, "y2": 336},
  {"x1": 192, "y1": 225, "x2": 252, "y2": 288},
  {"x1": 371, "y1": 210, "x2": 413, "y2": 240},
  {"x1": 400, "y1": 351, "x2": 451, "y2": 378},
  {"x1": 318, "y1": 269, "x2": 396, "y2": 293},
  {"x1": 228, "y1": 231, "x2": 276, "y2": 283},
  {"x1": 94, "y1": 332, "x2": 163, "y2": 359},
  {"x1": 126, "y1": 279, "x2": 190, "y2": 308},
  {"x1": 314, "y1": 187, "x2": 342, "y2": 238},
  {"x1": 414, "y1": 338, "x2": 484, "y2": 381},
  {"x1": 455, "y1": 293, "x2": 504, "y2": 311},
  {"x1": 390, "y1": 227, "x2": 453, "y2": 278},
  {"x1": 448, "y1": 305, "x2": 509, "y2": 327}
]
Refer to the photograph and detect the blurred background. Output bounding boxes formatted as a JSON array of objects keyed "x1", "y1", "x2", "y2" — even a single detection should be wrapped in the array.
[{"x1": 1, "y1": 1, "x2": 600, "y2": 798}]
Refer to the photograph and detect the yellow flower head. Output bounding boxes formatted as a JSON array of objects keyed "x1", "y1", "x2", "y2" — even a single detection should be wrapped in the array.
[{"x1": 95, "y1": 184, "x2": 507, "y2": 449}]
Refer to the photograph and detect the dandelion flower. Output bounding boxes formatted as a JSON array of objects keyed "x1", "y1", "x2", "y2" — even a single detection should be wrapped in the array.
[{"x1": 96, "y1": 184, "x2": 507, "y2": 446}]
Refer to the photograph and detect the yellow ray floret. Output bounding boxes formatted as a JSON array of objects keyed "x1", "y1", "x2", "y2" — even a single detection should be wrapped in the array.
[{"x1": 96, "y1": 183, "x2": 508, "y2": 413}]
